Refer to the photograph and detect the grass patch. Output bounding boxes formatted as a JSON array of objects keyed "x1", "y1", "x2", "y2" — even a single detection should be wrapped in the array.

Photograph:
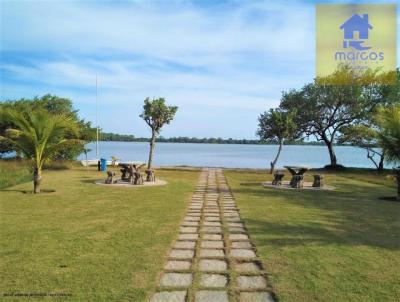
[
  {"x1": 0, "y1": 166, "x2": 199, "y2": 301},
  {"x1": 224, "y1": 169, "x2": 400, "y2": 302}
]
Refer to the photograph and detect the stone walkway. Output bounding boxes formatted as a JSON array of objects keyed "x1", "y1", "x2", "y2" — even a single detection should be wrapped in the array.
[{"x1": 150, "y1": 168, "x2": 275, "y2": 302}]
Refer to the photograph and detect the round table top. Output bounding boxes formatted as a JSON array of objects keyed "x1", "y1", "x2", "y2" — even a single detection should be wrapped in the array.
[{"x1": 284, "y1": 166, "x2": 310, "y2": 170}]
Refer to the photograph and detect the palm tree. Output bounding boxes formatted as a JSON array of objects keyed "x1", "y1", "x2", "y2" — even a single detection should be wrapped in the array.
[
  {"x1": 377, "y1": 105, "x2": 400, "y2": 200},
  {"x1": 0, "y1": 109, "x2": 81, "y2": 193}
]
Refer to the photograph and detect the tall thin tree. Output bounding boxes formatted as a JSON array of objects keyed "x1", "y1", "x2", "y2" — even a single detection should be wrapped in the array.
[
  {"x1": 140, "y1": 97, "x2": 178, "y2": 172},
  {"x1": 257, "y1": 108, "x2": 297, "y2": 173}
]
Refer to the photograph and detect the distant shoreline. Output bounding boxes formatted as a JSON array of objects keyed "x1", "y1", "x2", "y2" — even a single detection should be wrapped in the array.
[{"x1": 95, "y1": 139, "x2": 355, "y2": 147}]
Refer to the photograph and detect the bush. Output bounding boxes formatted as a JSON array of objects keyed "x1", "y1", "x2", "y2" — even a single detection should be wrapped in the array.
[{"x1": 43, "y1": 160, "x2": 79, "y2": 170}]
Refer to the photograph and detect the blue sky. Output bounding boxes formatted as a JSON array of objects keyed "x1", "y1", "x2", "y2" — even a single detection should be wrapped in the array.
[{"x1": 1, "y1": 0, "x2": 399, "y2": 139}]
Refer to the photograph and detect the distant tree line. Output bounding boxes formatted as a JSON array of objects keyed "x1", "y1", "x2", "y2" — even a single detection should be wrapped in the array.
[
  {"x1": 99, "y1": 134, "x2": 328, "y2": 145},
  {"x1": 100, "y1": 132, "x2": 136, "y2": 142}
]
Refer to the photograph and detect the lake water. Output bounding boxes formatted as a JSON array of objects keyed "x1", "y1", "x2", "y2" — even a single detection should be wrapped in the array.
[{"x1": 78, "y1": 141, "x2": 385, "y2": 169}]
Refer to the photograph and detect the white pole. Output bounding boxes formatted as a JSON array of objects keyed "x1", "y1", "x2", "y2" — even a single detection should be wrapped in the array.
[{"x1": 96, "y1": 74, "x2": 99, "y2": 159}]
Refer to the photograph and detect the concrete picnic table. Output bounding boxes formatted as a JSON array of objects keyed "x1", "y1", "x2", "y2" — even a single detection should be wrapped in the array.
[
  {"x1": 284, "y1": 166, "x2": 310, "y2": 188},
  {"x1": 118, "y1": 161, "x2": 146, "y2": 185}
]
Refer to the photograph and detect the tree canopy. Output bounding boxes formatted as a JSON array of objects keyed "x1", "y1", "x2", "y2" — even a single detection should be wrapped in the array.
[
  {"x1": 140, "y1": 97, "x2": 178, "y2": 134},
  {"x1": 279, "y1": 66, "x2": 393, "y2": 167}
]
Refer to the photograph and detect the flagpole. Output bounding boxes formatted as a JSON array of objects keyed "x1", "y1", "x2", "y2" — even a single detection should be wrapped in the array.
[{"x1": 96, "y1": 74, "x2": 99, "y2": 159}]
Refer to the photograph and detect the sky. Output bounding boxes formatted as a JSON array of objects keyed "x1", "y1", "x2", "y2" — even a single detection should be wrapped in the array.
[{"x1": 1, "y1": 0, "x2": 399, "y2": 139}]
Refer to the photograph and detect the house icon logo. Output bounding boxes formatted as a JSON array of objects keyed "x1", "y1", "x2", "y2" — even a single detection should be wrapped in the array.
[{"x1": 340, "y1": 14, "x2": 373, "y2": 50}]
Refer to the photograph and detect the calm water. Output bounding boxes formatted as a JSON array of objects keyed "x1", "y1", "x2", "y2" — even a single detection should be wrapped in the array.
[{"x1": 78, "y1": 141, "x2": 384, "y2": 169}]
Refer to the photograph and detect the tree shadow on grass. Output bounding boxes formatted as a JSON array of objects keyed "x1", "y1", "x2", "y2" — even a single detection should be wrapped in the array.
[
  {"x1": 232, "y1": 181, "x2": 400, "y2": 251},
  {"x1": 81, "y1": 179, "x2": 97, "y2": 184},
  {"x1": 378, "y1": 196, "x2": 399, "y2": 202},
  {"x1": 0, "y1": 189, "x2": 56, "y2": 194}
]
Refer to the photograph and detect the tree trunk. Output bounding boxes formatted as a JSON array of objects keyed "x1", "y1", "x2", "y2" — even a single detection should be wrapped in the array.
[
  {"x1": 33, "y1": 168, "x2": 41, "y2": 194},
  {"x1": 377, "y1": 155, "x2": 384, "y2": 173},
  {"x1": 396, "y1": 175, "x2": 400, "y2": 201},
  {"x1": 147, "y1": 131, "x2": 156, "y2": 169},
  {"x1": 269, "y1": 140, "x2": 283, "y2": 174},
  {"x1": 326, "y1": 141, "x2": 338, "y2": 166}
]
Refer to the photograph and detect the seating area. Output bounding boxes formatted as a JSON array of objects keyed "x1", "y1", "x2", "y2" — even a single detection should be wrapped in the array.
[
  {"x1": 265, "y1": 168, "x2": 330, "y2": 191},
  {"x1": 97, "y1": 161, "x2": 165, "y2": 188},
  {"x1": 104, "y1": 161, "x2": 154, "y2": 186}
]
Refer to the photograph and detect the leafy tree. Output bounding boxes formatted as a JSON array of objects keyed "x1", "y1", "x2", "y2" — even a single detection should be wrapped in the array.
[
  {"x1": 140, "y1": 97, "x2": 178, "y2": 171},
  {"x1": 280, "y1": 67, "x2": 370, "y2": 168},
  {"x1": 338, "y1": 69, "x2": 399, "y2": 171},
  {"x1": 339, "y1": 122, "x2": 385, "y2": 172},
  {"x1": 0, "y1": 109, "x2": 81, "y2": 193},
  {"x1": 0, "y1": 94, "x2": 95, "y2": 159},
  {"x1": 376, "y1": 105, "x2": 400, "y2": 200},
  {"x1": 257, "y1": 108, "x2": 297, "y2": 173}
]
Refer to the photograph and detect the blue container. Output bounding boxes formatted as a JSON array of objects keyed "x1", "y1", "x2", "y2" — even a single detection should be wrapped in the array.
[{"x1": 100, "y1": 158, "x2": 107, "y2": 171}]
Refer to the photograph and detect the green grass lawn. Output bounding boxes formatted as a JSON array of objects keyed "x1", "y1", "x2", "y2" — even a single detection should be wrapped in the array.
[
  {"x1": 0, "y1": 166, "x2": 199, "y2": 301},
  {"x1": 224, "y1": 169, "x2": 400, "y2": 302}
]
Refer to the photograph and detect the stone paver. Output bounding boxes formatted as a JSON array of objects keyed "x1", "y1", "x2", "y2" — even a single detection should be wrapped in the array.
[
  {"x1": 199, "y1": 249, "x2": 225, "y2": 258},
  {"x1": 236, "y1": 276, "x2": 267, "y2": 290},
  {"x1": 204, "y1": 216, "x2": 221, "y2": 222},
  {"x1": 179, "y1": 227, "x2": 198, "y2": 233},
  {"x1": 160, "y1": 273, "x2": 193, "y2": 287},
  {"x1": 182, "y1": 221, "x2": 199, "y2": 226},
  {"x1": 239, "y1": 292, "x2": 275, "y2": 302},
  {"x1": 203, "y1": 234, "x2": 222, "y2": 240},
  {"x1": 169, "y1": 249, "x2": 194, "y2": 259},
  {"x1": 165, "y1": 260, "x2": 192, "y2": 271},
  {"x1": 229, "y1": 234, "x2": 249, "y2": 241},
  {"x1": 184, "y1": 217, "x2": 200, "y2": 222},
  {"x1": 200, "y1": 226, "x2": 222, "y2": 234},
  {"x1": 203, "y1": 221, "x2": 221, "y2": 226},
  {"x1": 195, "y1": 290, "x2": 229, "y2": 302},
  {"x1": 230, "y1": 249, "x2": 256, "y2": 258},
  {"x1": 178, "y1": 233, "x2": 198, "y2": 241},
  {"x1": 150, "y1": 291, "x2": 187, "y2": 302},
  {"x1": 200, "y1": 274, "x2": 228, "y2": 287},
  {"x1": 231, "y1": 241, "x2": 252, "y2": 249},
  {"x1": 199, "y1": 259, "x2": 227, "y2": 272},
  {"x1": 229, "y1": 227, "x2": 246, "y2": 233},
  {"x1": 201, "y1": 240, "x2": 224, "y2": 249},
  {"x1": 234, "y1": 261, "x2": 262, "y2": 273},
  {"x1": 173, "y1": 241, "x2": 196, "y2": 249}
]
